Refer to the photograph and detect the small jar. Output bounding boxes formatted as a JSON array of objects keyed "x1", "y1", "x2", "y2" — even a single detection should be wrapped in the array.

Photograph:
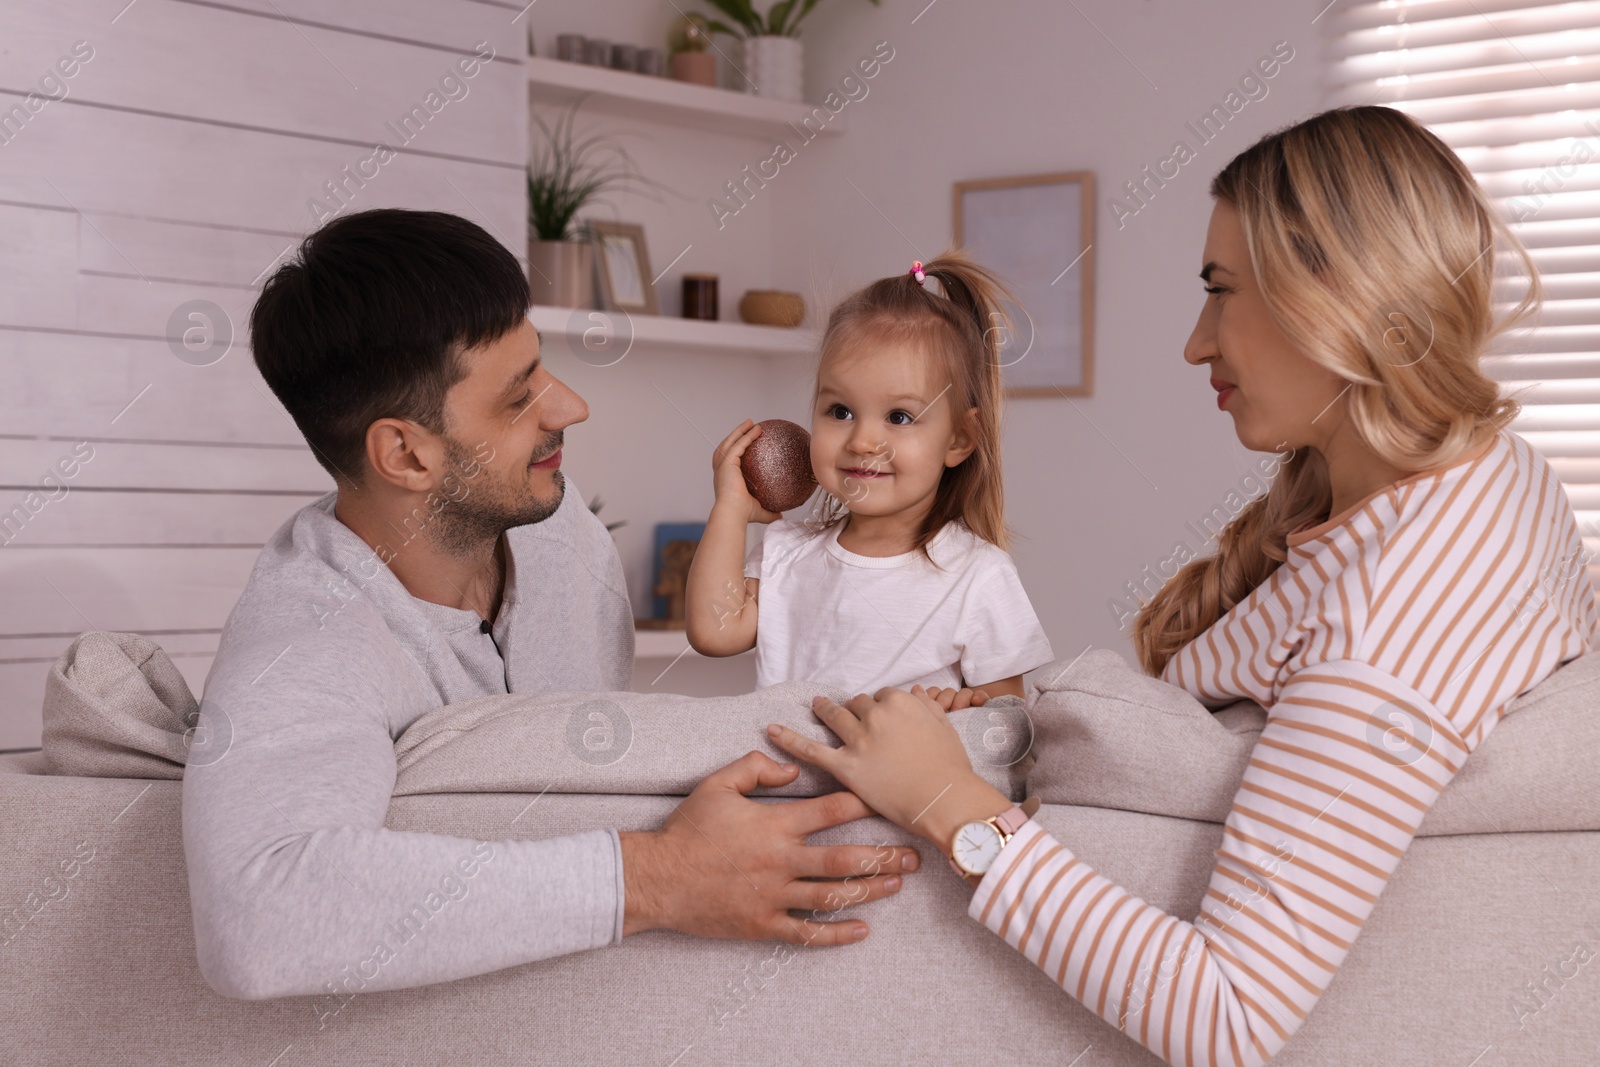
[
  {"x1": 610, "y1": 44, "x2": 637, "y2": 71},
  {"x1": 583, "y1": 38, "x2": 611, "y2": 66},
  {"x1": 556, "y1": 34, "x2": 586, "y2": 62},
  {"x1": 682, "y1": 275, "x2": 719, "y2": 321},
  {"x1": 635, "y1": 47, "x2": 666, "y2": 76}
]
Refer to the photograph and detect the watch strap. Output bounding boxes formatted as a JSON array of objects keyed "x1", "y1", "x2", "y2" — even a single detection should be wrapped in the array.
[
  {"x1": 947, "y1": 799, "x2": 1039, "y2": 879},
  {"x1": 992, "y1": 804, "x2": 1030, "y2": 835}
]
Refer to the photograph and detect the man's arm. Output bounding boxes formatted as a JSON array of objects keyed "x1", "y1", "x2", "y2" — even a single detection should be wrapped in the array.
[
  {"x1": 181, "y1": 636, "x2": 625, "y2": 1000},
  {"x1": 183, "y1": 634, "x2": 922, "y2": 1000}
]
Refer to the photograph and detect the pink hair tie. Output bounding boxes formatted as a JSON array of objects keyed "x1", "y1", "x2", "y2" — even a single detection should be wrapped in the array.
[{"x1": 909, "y1": 260, "x2": 926, "y2": 286}]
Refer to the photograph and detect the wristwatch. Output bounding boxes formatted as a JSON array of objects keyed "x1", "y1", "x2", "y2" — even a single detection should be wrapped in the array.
[{"x1": 947, "y1": 796, "x2": 1041, "y2": 883}]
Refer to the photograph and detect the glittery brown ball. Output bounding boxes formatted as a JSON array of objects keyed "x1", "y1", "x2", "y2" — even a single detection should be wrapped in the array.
[{"x1": 742, "y1": 419, "x2": 817, "y2": 513}]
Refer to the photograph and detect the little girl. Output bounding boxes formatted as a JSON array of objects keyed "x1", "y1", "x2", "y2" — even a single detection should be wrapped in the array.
[{"x1": 684, "y1": 251, "x2": 1055, "y2": 702}]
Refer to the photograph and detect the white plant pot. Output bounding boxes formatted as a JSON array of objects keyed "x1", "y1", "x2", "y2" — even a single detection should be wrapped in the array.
[{"x1": 741, "y1": 35, "x2": 802, "y2": 102}]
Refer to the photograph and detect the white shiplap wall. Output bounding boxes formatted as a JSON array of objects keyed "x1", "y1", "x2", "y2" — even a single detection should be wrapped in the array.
[{"x1": 0, "y1": 0, "x2": 529, "y2": 748}]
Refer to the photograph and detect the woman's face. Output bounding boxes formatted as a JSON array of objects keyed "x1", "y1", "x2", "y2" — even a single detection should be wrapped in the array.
[{"x1": 1184, "y1": 198, "x2": 1350, "y2": 454}]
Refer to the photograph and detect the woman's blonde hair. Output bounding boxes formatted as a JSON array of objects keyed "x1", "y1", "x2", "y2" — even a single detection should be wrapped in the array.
[
  {"x1": 1133, "y1": 105, "x2": 1540, "y2": 677},
  {"x1": 808, "y1": 249, "x2": 1014, "y2": 563}
]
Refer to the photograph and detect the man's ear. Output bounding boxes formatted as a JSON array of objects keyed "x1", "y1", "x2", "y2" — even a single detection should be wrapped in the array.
[
  {"x1": 363, "y1": 417, "x2": 444, "y2": 492},
  {"x1": 946, "y1": 406, "x2": 980, "y2": 468}
]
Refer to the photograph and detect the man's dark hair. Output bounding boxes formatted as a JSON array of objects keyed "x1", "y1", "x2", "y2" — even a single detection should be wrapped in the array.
[{"x1": 251, "y1": 208, "x2": 530, "y2": 489}]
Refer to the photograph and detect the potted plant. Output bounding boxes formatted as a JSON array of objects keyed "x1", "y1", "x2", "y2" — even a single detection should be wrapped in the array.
[
  {"x1": 699, "y1": 0, "x2": 880, "y2": 102},
  {"x1": 667, "y1": 13, "x2": 717, "y2": 87},
  {"x1": 526, "y1": 96, "x2": 669, "y2": 308}
]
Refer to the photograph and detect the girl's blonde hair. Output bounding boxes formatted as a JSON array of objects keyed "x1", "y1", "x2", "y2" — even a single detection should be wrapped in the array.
[
  {"x1": 808, "y1": 249, "x2": 1014, "y2": 563},
  {"x1": 1134, "y1": 105, "x2": 1539, "y2": 677}
]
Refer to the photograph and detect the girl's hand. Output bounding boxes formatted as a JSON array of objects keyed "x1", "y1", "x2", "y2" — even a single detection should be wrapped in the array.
[
  {"x1": 923, "y1": 686, "x2": 990, "y2": 712},
  {"x1": 765, "y1": 685, "x2": 1009, "y2": 847},
  {"x1": 712, "y1": 419, "x2": 783, "y2": 524}
]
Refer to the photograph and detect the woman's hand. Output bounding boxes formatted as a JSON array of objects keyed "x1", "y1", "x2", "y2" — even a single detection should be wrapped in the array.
[
  {"x1": 712, "y1": 419, "x2": 782, "y2": 524},
  {"x1": 765, "y1": 686, "x2": 1010, "y2": 849},
  {"x1": 923, "y1": 686, "x2": 990, "y2": 711}
]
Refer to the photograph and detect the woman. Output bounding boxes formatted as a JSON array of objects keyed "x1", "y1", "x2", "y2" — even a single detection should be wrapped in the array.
[{"x1": 765, "y1": 106, "x2": 1599, "y2": 1066}]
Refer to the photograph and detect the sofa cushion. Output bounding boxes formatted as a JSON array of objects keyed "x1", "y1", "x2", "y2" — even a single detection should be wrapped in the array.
[
  {"x1": 391, "y1": 681, "x2": 1031, "y2": 801},
  {"x1": 1025, "y1": 647, "x2": 1600, "y2": 836},
  {"x1": 39, "y1": 631, "x2": 203, "y2": 779},
  {"x1": 35, "y1": 630, "x2": 1029, "y2": 802}
]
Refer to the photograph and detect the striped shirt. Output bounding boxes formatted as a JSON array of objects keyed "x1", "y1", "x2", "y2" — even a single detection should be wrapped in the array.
[{"x1": 970, "y1": 428, "x2": 1598, "y2": 1066}]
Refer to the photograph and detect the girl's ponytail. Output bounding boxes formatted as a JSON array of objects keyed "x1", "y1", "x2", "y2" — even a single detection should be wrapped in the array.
[{"x1": 919, "y1": 256, "x2": 1012, "y2": 376}]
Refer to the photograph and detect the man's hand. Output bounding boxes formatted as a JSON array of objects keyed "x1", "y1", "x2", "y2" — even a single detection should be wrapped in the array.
[{"x1": 619, "y1": 751, "x2": 922, "y2": 945}]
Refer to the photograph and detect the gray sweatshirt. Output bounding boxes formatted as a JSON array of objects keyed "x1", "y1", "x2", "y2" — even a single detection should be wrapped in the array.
[{"x1": 181, "y1": 474, "x2": 635, "y2": 1002}]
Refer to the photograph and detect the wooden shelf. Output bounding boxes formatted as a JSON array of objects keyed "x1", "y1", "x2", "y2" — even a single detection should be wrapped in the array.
[
  {"x1": 528, "y1": 304, "x2": 816, "y2": 358},
  {"x1": 526, "y1": 55, "x2": 847, "y2": 140}
]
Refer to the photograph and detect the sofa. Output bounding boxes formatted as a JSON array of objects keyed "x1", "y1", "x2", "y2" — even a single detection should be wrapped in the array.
[{"x1": 0, "y1": 632, "x2": 1596, "y2": 1066}]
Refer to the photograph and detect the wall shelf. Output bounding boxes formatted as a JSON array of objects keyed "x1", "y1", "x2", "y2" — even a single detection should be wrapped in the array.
[
  {"x1": 528, "y1": 304, "x2": 817, "y2": 359},
  {"x1": 526, "y1": 55, "x2": 846, "y2": 140}
]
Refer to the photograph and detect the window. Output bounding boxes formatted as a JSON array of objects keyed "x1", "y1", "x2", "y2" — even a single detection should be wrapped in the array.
[{"x1": 1324, "y1": 0, "x2": 1600, "y2": 582}]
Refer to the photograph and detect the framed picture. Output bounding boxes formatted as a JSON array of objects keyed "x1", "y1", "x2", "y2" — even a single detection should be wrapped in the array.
[
  {"x1": 590, "y1": 219, "x2": 658, "y2": 315},
  {"x1": 635, "y1": 521, "x2": 705, "y2": 630},
  {"x1": 953, "y1": 171, "x2": 1095, "y2": 397}
]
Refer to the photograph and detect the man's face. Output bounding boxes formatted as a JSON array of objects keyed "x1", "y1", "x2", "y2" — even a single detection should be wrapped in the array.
[{"x1": 428, "y1": 316, "x2": 589, "y2": 554}]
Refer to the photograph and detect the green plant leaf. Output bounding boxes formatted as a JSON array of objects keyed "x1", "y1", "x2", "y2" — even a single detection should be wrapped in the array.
[
  {"x1": 768, "y1": 0, "x2": 798, "y2": 34},
  {"x1": 699, "y1": 0, "x2": 761, "y2": 34},
  {"x1": 769, "y1": 0, "x2": 883, "y2": 37},
  {"x1": 527, "y1": 95, "x2": 689, "y2": 241}
]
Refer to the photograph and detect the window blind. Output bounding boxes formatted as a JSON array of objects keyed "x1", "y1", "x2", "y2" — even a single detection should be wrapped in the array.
[{"x1": 1324, "y1": 0, "x2": 1600, "y2": 585}]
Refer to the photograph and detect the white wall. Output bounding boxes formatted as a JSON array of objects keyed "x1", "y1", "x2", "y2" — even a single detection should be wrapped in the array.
[{"x1": 0, "y1": 0, "x2": 528, "y2": 746}]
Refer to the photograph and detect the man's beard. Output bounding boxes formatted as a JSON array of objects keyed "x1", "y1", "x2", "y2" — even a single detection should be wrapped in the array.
[{"x1": 428, "y1": 434, "x2": 564, "y2": 558}]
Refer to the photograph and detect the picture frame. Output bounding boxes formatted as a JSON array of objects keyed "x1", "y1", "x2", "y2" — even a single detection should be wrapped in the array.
[
  {"x1": 953, "y1": 171, "x2": 1095, "y2": 397},
  {"x1": 635, "y1": 521, "x2": 705, "y2": 630},
  {"x1": 589, "y1": 219, "x2": 659, "y2": 315}
]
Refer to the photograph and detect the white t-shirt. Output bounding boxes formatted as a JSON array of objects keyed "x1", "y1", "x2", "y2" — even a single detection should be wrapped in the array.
[{"x1": 742, "y1": 517, "x2": 1055, "y2": 694}]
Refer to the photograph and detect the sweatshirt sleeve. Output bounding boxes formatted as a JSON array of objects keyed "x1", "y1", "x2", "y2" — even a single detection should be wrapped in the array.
[
  {"x1": 181, "y1": 628, "x2": 624, "y2": 1003},
  {"x1": 968, "y1": 658, "x2": 1471, "y2": 1067}
]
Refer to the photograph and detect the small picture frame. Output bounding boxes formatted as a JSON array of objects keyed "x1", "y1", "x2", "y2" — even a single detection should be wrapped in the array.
[
  {"x1": 635, "y1": 521, "x2": 705, "y2": 630},
  {"x1": 590, "y1": 219, "x2": 658, "y2": 315},
  {"x1": 953, "y1": 171, "x2": 1095, "y2": 397}
]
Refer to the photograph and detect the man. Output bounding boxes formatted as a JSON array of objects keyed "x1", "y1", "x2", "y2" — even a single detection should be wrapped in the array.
[{"x1": 181, "y1": 209, "x2": 921, "y2": 1000}]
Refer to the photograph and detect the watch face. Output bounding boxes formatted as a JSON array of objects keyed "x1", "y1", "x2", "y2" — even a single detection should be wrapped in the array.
[{"x1": 952, "y1": 821, "x2": 1004, "y2": 875}]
